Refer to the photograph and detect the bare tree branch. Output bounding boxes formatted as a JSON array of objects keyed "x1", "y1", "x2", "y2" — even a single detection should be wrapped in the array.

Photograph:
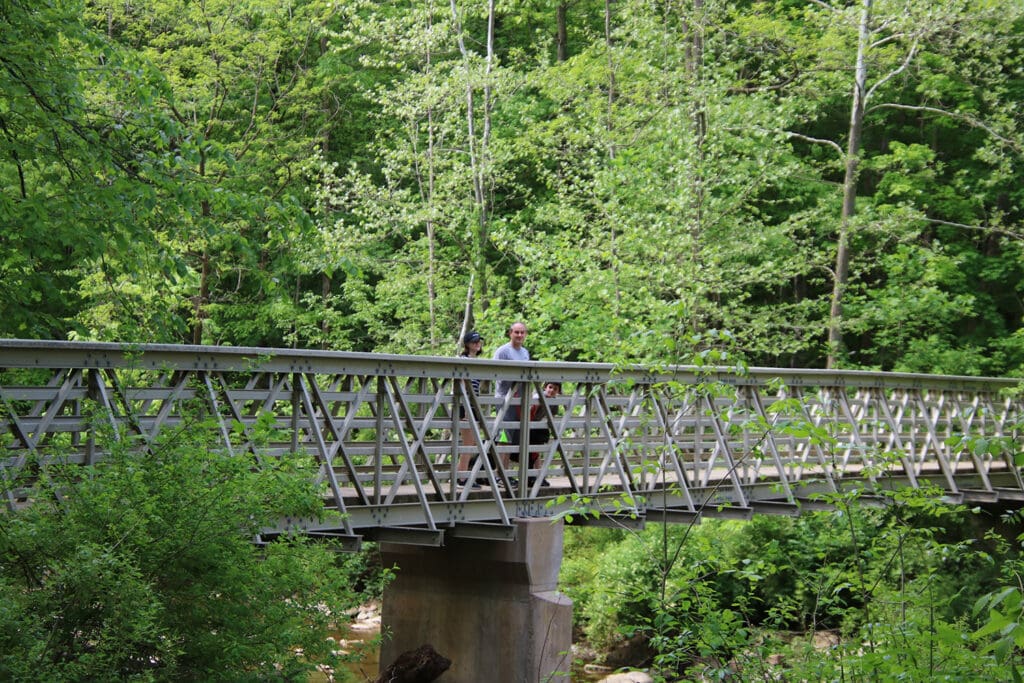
[
  {"x1": 865, "y1": 38, "x2": 918, "y2": 101},
  {"x1": 870, "y1": 31, "x2": 906, "y2": 49},
  {"x1": 785, "y1": 130, "x2": 844, "y2": 156},
  {"x1": 923, "y1": 217, "x2": 1024, "y2": 240},
  {"x1": 806, "y1": 0, "x2": 842, "y2": 14},
  {"x1": 873, "y1": 16, "x2": 897, "y2": 33},
  {"x1": 867, "y1": 103, "x2": 1023, "y2": 153}
]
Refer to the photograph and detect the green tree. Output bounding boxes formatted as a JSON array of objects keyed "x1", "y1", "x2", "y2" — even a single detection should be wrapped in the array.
[
  {"x1": 496, "y1": 0, "x2": 821, "y2": 364},
  {"x1": 0, "y1": 422, "x2": 368, "y2": 680},
  {"x1": 6, "y1": 0, "x2": 1024, "y2": 374},
  {"x1": 81, "y1": 0, "x2": 347, "y2": 347},
  {"x1": 308, "y1": 0, "x2": 536, "y2": 353},
  {"x1": 750, "y1": 0, "x2": 1024, "y2": 370},
  {"x1": 0, "y1": 0, "x2": 202, "y2": 340}
]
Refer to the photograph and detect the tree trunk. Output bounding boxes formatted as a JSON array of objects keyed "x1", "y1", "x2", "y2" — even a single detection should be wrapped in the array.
[
  {"x1": 556, "y1": 3, "x2": 568, "y2": 62},
  {"x1": 320, "y1": 273, "x2": 330, "y2": 347},
  {"x1": 192, "y1": 247, "x2": 209, "y2": 345},
  {"x1": 426, "y1": 2, "x2": 438, "y2": 348},
  {"x1": 320, "y1": 33, "x2": 332, "y2": 348},
  {"x1": 478, "y1": 0, "x2": 495, "y2": 308},
  {"x1": 827, "y1": 0, "x2": 872, "y2": 368},
  {"x1": 685, "y1": 0, "x2": 706, "y2": 337},
  {"x1": 450, "y1": 0, "x2": 494, "y2": 308},
  {"x1": 604, "y1": 0, "x2": 616, "y2": 159},
  {"x1": 191, "y1": 142, "x2": 211, "y2": 345}
]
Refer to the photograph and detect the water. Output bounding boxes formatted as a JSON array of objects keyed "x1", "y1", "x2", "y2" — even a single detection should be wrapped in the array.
[
  {"x1": 309, "y1": 621, "x2": 379, "y2": 682},
  {"x1": 315, "y1": 601, "x2": 613, "y2": 682},
  {"x1": 327, "y1": 622, "x2": 609, "y2": 682}
]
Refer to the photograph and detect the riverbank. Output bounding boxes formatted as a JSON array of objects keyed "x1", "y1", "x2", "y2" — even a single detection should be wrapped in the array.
[{"x1": 325, "y1": 601, "x2": 650, "y2": 682}]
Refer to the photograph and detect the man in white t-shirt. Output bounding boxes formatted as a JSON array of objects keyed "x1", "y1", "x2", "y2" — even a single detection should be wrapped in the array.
[
  {"x1": 493, "y1": 322, "x2": 530, "y2": 464},
  {"x1": 493, "y1": 321, "x2": 529, "y2": 396}
]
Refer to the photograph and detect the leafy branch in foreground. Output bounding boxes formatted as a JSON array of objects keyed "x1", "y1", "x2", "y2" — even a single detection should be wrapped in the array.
[{"x1": 0, "y1": 421, "x2": 374, "y2": 681}]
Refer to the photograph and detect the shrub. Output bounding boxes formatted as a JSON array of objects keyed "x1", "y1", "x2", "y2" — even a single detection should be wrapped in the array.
[{"x1": 0, "y1": 421, "x2": 368, "y2": 681}]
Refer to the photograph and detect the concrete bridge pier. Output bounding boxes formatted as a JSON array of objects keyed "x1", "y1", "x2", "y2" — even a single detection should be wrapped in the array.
[{"x1": 379, "y1": 518, "x2": 572, "y2": 683}]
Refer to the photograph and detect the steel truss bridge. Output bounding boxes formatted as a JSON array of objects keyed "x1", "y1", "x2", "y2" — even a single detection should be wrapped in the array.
[{"x1": 2, "y1": 340, "x2": 1023, "y2": 550}]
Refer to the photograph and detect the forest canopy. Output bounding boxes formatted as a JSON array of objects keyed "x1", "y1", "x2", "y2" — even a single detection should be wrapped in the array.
[{"x1": 2, "y1": 0, "x2": 1023, "y2": 374}]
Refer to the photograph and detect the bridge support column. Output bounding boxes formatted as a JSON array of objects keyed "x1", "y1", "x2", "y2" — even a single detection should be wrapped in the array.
[{"x1": 379, "y1": 518, "x2": 572, "y2": 683}]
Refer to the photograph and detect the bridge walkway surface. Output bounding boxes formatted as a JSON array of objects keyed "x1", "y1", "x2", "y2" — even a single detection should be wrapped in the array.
[{"x1": 2, "y1": 340, "x2": 1022, "y2": 682}]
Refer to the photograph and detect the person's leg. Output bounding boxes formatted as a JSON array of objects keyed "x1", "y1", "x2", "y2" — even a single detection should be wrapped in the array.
[
  {"x1": 500, "y1": 405, "x2": 520, "y2": 469},
  {"x1": 457, "y1": 426, "x2": 481, "y2": 488}
]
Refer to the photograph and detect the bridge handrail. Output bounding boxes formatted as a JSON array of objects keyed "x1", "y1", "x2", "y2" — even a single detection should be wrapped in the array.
[
  {"x1": 2, "y1": 339, "x2": 1023, "y2": 549},
  {"x1": 1, "y1": 339, "x2": 1018, "y2": 392}
]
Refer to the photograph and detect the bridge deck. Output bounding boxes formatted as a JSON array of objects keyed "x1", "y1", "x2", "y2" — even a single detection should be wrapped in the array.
[{"x1": 2, "y1": 340, "x2": 1022, "y2": 550}]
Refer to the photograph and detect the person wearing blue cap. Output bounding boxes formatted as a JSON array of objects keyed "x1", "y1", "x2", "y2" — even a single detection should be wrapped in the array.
[{"x1": 457, "y1": 331, "x2": 484, "y2": 488}]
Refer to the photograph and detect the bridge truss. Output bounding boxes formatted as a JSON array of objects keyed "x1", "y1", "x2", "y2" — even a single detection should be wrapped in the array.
[{"x1": 2, "y1": 340, "x2": 1022, "y2": 549}]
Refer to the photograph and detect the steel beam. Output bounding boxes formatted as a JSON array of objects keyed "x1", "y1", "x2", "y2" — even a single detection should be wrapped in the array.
[{"x1": 2, "y1": 339, "x2": 1022, "y2": 534}]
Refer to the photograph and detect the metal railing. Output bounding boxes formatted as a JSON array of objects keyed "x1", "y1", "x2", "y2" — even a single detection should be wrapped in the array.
[{"x1": 2, "y1": 340, "x2": 1022, "y2": 549}]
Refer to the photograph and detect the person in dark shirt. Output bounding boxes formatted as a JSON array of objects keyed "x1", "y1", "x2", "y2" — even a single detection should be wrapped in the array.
[
  {"x1": 526, "y1": 381, "x2": 561, "y2": 487},
  {"x1": 457, "y1": 331, "x2": 484, "y2": 489}
]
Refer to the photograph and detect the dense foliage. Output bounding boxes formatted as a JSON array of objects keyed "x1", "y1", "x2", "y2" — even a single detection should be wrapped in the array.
[
  {"x1": 1, "y1": 0, "x2": 1022, "y2": 373},
  {"x1": 0, "y1": 422, "x2": 380, "y2": 681},
  {"x1": 562, "y1": 493, "x2": 1024, "y2": 680},
  {"x1": 4, "y1": 2, "x2": 1024, "y2": 677}
]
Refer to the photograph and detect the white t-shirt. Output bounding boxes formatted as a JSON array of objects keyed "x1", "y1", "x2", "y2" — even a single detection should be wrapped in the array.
[{"x1": 493, "y1": 342, "x2": 530, "y2": 397}]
